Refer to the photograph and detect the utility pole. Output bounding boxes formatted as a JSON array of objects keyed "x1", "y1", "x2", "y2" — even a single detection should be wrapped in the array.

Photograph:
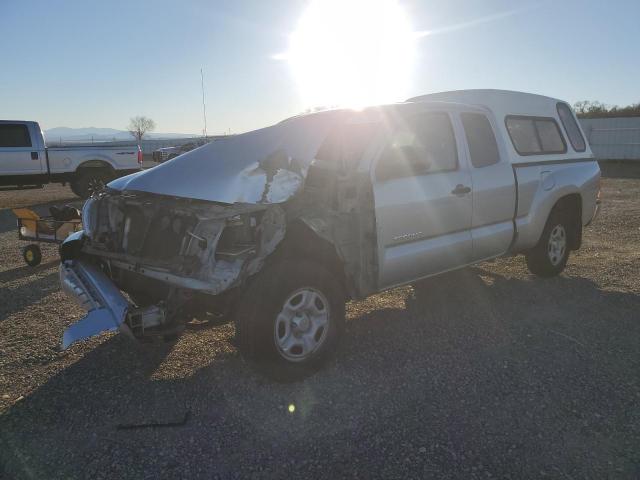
[{"x1": 201, "y1": 68, "x2": 208, "y2": 138}]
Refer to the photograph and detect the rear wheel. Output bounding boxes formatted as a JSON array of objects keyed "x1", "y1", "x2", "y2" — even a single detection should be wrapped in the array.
[
  {"x1": 525, "y1": 210, "x2": 570, "y2": 277},
  {"x1": 235, "y1": 259, "x2": 345, "y2": 381},
  {"x1": 71, "y1": 169, "x2": 112, "y2": 198}
]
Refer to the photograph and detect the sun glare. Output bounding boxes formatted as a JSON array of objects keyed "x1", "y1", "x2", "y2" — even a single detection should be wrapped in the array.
[{"x1": 281, "y1": 0, "x2": 416, "y2": 109}]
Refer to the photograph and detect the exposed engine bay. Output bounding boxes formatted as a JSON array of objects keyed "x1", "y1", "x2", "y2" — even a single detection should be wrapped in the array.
[
  {"x1": 77, "y1": 191, "x2": 286, "y2": 334},
  {"x1": 83, "y1": 192, "x2": 286, "y2": 294}
]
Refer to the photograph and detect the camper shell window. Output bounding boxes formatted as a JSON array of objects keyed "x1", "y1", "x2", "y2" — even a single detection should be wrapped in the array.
[
  {"x1": 556, "y1": 103, "x2": 587, "y2": 152},
  {"x1": 505, "y1": 116, "x2": 567, "y2": 156}
]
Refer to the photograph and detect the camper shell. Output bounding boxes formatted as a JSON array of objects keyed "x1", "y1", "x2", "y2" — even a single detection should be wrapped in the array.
[{"x1": 409, "y1": 89, "x2": 593, "y2": 163}]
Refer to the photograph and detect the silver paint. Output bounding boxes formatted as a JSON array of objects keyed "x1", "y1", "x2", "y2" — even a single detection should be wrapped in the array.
[
  {"x1": 107, "y1": 113, "x2": 344, "y2": 204},
  {"x1": 59, "y1": 259, "x2": 130, "y2": 349}
]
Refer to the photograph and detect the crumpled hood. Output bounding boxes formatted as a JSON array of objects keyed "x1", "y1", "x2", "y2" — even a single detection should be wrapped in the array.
[{"x1": 108, "y1": 112, "x2": 344, "y2": 204}]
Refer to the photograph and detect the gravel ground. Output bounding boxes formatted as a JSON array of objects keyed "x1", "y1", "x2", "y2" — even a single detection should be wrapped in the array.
[
  {"x1": 0, "y1": 178, "x2": 638, "y2": 479},
  {"x1": 0, "y1": 184, "x2": 77, "y2": 210}
]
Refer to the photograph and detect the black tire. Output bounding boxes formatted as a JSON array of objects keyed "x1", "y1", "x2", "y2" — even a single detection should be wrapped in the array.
[
  {"x1": 22, "y1": 244, "x2": 42, "y2": 267},
  {"x1": 235, "y1": 259, "x2": 346, "y2": 381},
  {"x1": 525, "y1": 209, "x2": 570, "y2": 277},
  {"x1": 70, "y1": 169, "x2": 112, "y2": 199}
]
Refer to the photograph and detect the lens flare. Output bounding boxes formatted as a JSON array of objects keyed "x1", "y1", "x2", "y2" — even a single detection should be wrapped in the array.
[{"x1": 282, "y1": 0, "x2": 416, "y2": 109}]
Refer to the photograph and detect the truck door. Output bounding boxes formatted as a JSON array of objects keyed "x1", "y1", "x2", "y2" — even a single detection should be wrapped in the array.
[
  {"x1": 0, "y1": 122, "x2": 45, "y2": 178},
  {"x1": 373, "y1": 111, "x2": 473, "y2": 289},
  {"x1": 459, "y1": 112, "x2": 517, "y2": 261}
]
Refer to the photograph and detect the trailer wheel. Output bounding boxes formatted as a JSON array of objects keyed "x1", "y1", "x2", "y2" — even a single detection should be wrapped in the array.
[
  {"x1": 22, "y1": 244, "x2": 42, "y2": 267},
  {"x1": 71, "y1": 169, "x2": 111, "y2": 199}
]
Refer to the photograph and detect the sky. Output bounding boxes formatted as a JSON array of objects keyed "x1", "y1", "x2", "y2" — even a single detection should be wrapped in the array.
[{"x1": 1, "y1": 0, "x2": 639, "y2": 135}]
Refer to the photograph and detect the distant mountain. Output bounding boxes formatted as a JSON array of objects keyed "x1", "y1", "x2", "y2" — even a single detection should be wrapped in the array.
[{"x1": 44, "y1": 127, "x2": 198, "y2": 142}]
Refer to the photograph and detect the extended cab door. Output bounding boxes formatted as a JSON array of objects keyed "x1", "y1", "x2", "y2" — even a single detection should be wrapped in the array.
[
  {"x1": 373, "y1": 111, "x2": 473, "y2": 289},
  {"x1": 0, "y1": 122, "x2": 46, "y2": 179},
  {"x1": 459, "y1": 111, "x2": 517, "y2": 261}
]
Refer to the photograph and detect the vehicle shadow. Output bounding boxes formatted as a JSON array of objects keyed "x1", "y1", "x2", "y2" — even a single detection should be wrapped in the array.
[
  {"x1": 1, "y1": 267, "x2": 639, "y2": 478},
  {"x1": 0, "y1": 270, "x2": 60, "y2": 322},
  {"x1": 0, "y1": 208, "x2": 16, "y2": 234},
  {"x1": 0, "y1": 260, "x2": 59, "y2": 284}
]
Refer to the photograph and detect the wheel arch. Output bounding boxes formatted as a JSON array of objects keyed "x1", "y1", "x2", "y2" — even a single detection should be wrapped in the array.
[
  {"x1": 526, "y1": 191, "x2": 583, "y2": 251},
  {"x1": 75, "y1": 159, "x2": 116, "y2": 173},
  {"x1": 272, "y1": 219, "x2": 350, "y2": 297},
  {"x1": 550, "y1": 193, "x2": 583, "y2": 250}
]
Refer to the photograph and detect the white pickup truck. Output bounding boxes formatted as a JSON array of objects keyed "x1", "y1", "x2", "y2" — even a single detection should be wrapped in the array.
[
  {"x1": 0, "y1": 120, "x2": 142, "y2": 198},
  {"x1": 59, "y1": 90, "x2": 600, "y2": 379}
]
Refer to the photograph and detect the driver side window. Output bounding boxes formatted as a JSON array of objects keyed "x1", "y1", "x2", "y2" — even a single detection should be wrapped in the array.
[{"x1": 375, "y1": 112, "x2": 457, "y2": 181}]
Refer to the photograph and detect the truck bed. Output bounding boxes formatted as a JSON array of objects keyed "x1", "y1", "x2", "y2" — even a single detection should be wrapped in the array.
[{"x1": 511, "y1": 159, "x2": 600, "y2": 252}]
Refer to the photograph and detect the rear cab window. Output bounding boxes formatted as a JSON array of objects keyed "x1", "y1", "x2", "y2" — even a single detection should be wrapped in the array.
[
  {"x1": 0, "y1": 123, "x2": 32, "y2": 147},
  {"x1": 557, "y1": 103, "x2": 586, "y2": 152},
  {"x1": 505, "y1": 116, "x2": 566, "y2": 156},
  {"x1": 460, "y1": 112, "x2": 500, "y2": 168}
]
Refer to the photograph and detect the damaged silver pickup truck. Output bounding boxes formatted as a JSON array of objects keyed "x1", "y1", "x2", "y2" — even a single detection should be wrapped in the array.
[{"x1": 59, "y1": 90, "x2": 600, "y2": 378}]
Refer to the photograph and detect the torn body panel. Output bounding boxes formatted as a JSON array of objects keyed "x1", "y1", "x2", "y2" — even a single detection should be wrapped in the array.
[
  {"x1": 295, "y1": 172, "x2": 379, "y2": 299},
  {"x1": 280, "y1": 149, "x2": 379, "y2": 300}
]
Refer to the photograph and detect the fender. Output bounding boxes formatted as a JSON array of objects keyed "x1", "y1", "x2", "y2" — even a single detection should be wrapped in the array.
[{"x1": 512, "y1": 160, "x2": 599, "y2": 252}]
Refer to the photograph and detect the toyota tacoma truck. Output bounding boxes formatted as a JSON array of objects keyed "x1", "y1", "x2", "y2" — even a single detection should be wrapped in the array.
[
  {"x1": 0, "y1": 120, "x2": 143, "y2": 198},
  {"x1": 58, "y1": 90, "x2": 600, "y2": 379}
]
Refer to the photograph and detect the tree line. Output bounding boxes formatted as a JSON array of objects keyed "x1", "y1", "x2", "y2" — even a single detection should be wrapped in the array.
[{"x1": 574, "y1": 100, "x2": 640, "y2": 118}]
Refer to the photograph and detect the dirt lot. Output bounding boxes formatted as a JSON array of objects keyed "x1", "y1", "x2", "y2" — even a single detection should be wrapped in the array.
[
  {"x1": 0, "y1": 184, "x2": 77, "y2": 210},
  {"x1": 0, "y1": 180, "x2": 638, "y2": 479}
]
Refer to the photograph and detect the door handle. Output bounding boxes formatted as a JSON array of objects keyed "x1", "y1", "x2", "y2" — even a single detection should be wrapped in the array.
[
  {"x1": 451, "y1": 184, "x2": 471, "y2": 195},
  {"x1": 31, "y1": 152, "x2": 39, "y2": 160}
]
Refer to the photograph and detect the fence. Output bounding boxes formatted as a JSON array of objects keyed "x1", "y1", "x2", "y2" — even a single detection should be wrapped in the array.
[
  {"x1": 46, "y1": 136, "x2": 228, "y2": 155},
  {"x1": 579, "y1": 117, "x2": 640, "y2": 161}
]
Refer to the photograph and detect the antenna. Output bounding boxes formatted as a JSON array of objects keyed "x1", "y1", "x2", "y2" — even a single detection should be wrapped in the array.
[{"x1": 200, "y1": 68, "x2": 208, "y2": 138}]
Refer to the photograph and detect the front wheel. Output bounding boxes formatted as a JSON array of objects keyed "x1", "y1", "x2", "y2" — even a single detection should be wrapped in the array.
[
  {"x1": 234, "y1": 259, "x2": 345, "y2": 381},
  {"x1": 525, "y1": 211, "x2": 570, "y2": 277}
]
